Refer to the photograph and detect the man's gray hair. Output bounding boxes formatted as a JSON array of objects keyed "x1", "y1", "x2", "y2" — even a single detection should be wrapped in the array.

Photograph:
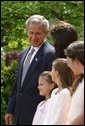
[{"x1": 25, "y1": 14, "x2": 49, "y2": 31}]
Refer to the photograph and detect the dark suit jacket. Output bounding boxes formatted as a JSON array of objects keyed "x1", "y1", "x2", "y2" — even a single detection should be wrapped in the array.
[{"x1": 7, "y1": 41, "x2": 56, "y2": 125}]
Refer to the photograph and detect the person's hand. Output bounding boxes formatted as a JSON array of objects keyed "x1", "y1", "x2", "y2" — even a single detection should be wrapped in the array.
[{"x1": 5, "y1": 113, "x2": 13, "y2": 125}]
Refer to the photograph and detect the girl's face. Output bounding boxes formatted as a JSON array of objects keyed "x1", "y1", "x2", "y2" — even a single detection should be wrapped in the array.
[
  {"x1": 67, "y1": 57, "x2": 80, "y2": 75},
  {"x1": 38, "y1": 77, "x2": 54, "y2": 98}
]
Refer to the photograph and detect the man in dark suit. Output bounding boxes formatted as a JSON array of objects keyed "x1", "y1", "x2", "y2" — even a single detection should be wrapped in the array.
[{"x1": 5, "y1": 15, "x2": 55, "y2": 125}]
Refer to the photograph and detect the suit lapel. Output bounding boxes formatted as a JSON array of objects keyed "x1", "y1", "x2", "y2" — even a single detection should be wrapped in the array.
[{"x1": 27, "y1": 52, "x2": 43, "y2": 76}]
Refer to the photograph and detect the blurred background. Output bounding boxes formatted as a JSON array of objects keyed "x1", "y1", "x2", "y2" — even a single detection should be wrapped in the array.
[{"x1": 1, "y1": 1, "x2": 84, "y2": 125}]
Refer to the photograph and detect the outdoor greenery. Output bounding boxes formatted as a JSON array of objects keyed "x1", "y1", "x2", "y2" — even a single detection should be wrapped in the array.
[{"x1": 1, "y1": 1, "x2": 84, "y2": 125}]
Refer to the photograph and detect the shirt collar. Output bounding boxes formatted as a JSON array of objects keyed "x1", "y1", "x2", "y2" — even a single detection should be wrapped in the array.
[{"x1": 31, "y1": 40, "x2": 46, "y2": 52}]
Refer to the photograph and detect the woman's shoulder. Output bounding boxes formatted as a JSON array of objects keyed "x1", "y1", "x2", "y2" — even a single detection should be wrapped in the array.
[
  {"x1": 79, "y1": 78, "x2": 84, "y2": 88},
  {"x1": 73, "y1": 78, "x2": 84, "y2": 98},
  {"x1": 75, "y1": 77, "x2": 84, "y2": 93}
]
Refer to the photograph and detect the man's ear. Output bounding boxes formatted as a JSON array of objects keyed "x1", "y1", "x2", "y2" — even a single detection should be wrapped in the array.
[{"x1": 44, "y1": 30, "x2": 49, "y2": 35}]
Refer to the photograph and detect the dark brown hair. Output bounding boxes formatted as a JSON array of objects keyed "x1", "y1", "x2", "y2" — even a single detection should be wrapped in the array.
[
  {"x1": 64, "y1": 41, "x2": 84, "y2": 65},
  {"x1": 71, "y1": 74, "x2": 84, "y2": 95},
  {"x1": 64, "y1": 41, "x2": 84, "y2": 95},
  {"x1": 52, "y1": 58, "x2": 74, "y2": 89},
  {"x1": 51, "y1": 21, "x2": 78, "y2": 51}
]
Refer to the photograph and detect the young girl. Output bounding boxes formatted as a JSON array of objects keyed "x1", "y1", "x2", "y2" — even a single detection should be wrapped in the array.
[
  {"x1": 32, "y1": 71, "x2": 56, "y2": 125},
  {"x1": 64, "y1": 41, "x2": 84, "y2": 125},
  {"x1": 42, "y1": 58, "x2": 75, "y2": 125}
]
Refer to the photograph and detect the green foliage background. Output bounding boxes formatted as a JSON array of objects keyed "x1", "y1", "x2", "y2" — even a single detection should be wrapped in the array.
[{"x1": 1, "y1": 1, "x2": 84, "y2": 125}]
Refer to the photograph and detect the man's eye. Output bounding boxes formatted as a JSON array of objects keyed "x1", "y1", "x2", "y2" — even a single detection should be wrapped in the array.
[{"x1": 30, "y1": 32, "x2": 34, "y2": 34}]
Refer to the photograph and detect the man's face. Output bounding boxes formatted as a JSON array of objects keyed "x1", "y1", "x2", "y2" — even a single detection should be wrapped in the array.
[{"x1": 27, "y1": 23, "x2": 48, "y2": 47}]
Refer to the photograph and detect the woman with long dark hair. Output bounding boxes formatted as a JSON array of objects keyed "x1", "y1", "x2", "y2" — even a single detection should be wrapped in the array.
[{"x1": 64, "y1": 41, "x2": 84, "y2": 125}]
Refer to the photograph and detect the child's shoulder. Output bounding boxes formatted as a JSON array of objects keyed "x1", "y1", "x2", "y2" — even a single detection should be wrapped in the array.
[
  {"x1": 52, "y1": 88, "x2": 70, "y2": 97},
  {"x1": 51, "y1": 88, "x2": 58, "y2": 96},
  {"x1": 60, "y1": 88, "x2": 71, "y2": 97},
  {"x1": 37, "y1": 100, "x2": 46, "y2": 107}
]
